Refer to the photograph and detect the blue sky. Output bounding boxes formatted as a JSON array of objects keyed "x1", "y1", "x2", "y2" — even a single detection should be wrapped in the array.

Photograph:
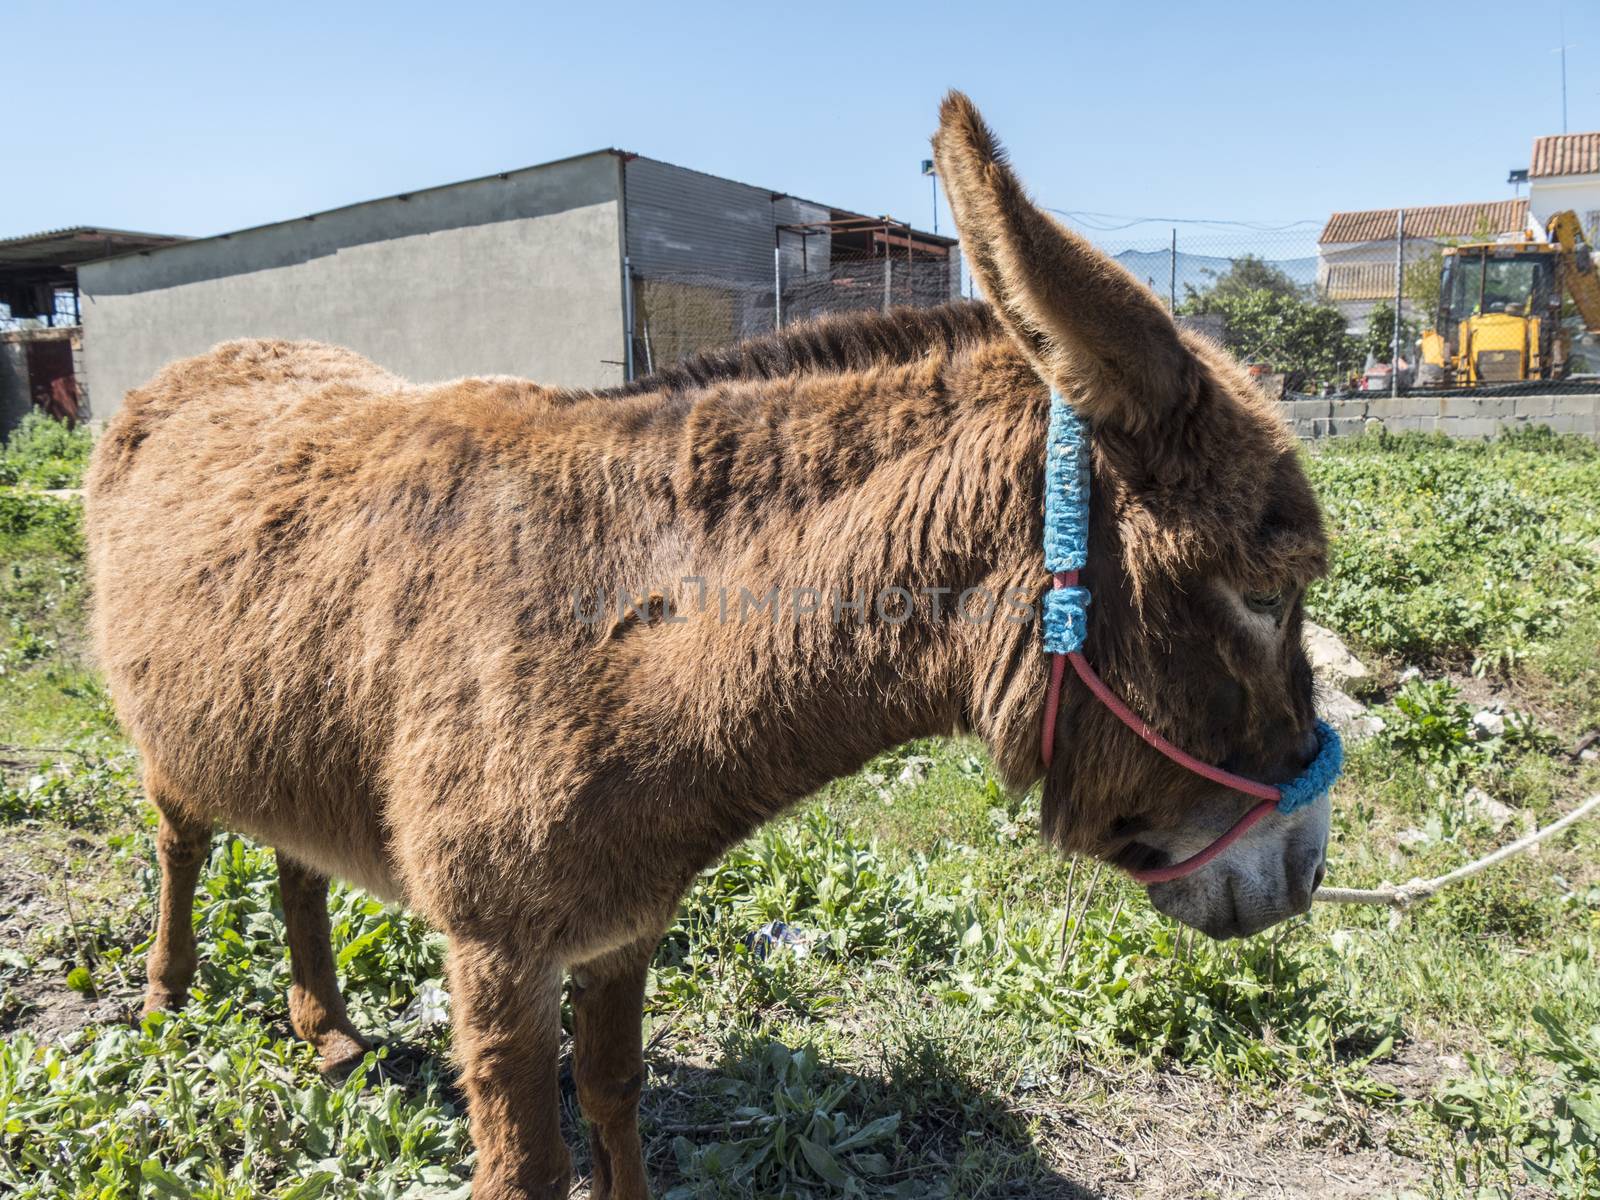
[{"x1": 2, "y1": 0, "x2": 1588, "y2": 248}]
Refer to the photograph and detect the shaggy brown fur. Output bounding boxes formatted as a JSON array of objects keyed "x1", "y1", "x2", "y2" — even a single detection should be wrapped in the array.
[{"x1": 86, "y1": 93, "x2": 1328, "y2": 1198}]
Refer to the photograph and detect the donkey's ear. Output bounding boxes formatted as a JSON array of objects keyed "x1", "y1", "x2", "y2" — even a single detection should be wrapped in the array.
[{"x1": 933, "y1": 91, "x2": 1194, "y2": 432}]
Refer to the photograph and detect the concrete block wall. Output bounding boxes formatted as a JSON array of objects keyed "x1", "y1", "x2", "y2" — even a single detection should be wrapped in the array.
[{"x1": 1280, "y1": 392, "x2": 1600, "y2": 441}]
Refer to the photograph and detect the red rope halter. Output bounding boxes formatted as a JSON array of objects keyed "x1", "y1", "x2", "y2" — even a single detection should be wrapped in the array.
[{"x1": 1039, "y1": 570, "x2": 1280, "y2": 884}]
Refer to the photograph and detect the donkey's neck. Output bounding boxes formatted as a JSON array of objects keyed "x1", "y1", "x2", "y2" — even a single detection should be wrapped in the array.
[{"x1": 612, "y1": 343, "x2": 1049, "y2": 828}]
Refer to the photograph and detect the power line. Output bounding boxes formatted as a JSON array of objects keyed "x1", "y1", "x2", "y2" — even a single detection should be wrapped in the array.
[{"x1": 1046, "y1": 207, "x2": 1322, "y2": 233}]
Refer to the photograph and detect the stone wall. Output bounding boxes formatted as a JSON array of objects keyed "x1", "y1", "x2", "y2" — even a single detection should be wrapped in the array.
[{"x1": 1282, "y1": 392, "x2": 1600, "y2": 440}]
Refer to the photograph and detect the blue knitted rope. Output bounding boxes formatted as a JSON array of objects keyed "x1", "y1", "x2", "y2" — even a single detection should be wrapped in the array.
[
  {"x1": 1277, "y1": 719, "x2": 1344, "y2": 814},
  {"x1": 1042, "y1": 391, "x2": 1091, "y2": 656}
]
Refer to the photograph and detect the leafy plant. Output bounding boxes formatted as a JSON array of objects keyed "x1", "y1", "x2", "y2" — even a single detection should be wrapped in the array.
[
  {"x1": 0, "y1": 412, "x2": 92, "y2": 490},
  {"x1": 1377, "y1": 679, "x2": 1477, "y2": 774},
  {"x1": 1362, "y1": 299, "x2": 1420, "y2": 365},
  {"x1": 1307, "y1": 429, "x2": 1600, "y2": 667},
  {"x1": 0, "y1": 751, "x2": 142, "y2": 829},
  {"x1": 1434, "y1": 1008, "x2": 1600, "y2": 1198},
  {"x1": 664, "y1": 1042, "x2": 903, "y2": 1199},
  {"x1": 1181, "y1": 284, "x2": 1355, "y2": 383}
]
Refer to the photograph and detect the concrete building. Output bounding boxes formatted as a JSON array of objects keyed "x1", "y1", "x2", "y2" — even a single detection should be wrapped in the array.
[
  {"x1": 1315, "y1": 200, "x2": 1529, "y2": 328},
  {"x1": 1528, "y1": 131, "x2": 1600, "y2": 234},
  {"x1": 0, "y1": 227, "x2": 185, "y2": 434},
  {"x1": 76, "y1": 151, "x2": 959, "y2": 422}
]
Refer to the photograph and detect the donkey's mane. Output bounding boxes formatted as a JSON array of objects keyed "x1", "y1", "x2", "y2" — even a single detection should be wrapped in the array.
[{"x1": 596, "y1": 299, "x2": 998, "y2": 397}]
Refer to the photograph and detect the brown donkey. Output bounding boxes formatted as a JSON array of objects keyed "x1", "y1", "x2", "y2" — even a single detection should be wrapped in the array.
[{"x1": 86, "y1": 94, "x2": 1332, "y2": 1198}]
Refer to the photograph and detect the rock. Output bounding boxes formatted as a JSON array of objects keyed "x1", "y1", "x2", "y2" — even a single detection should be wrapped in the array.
[
  {"x1": 1471, "y1": 710, "x2": 1507, "y2": 739},
  {"x1": 897, "y1": 759, "x2": 929, "y2": 786},
  {"x1": 1303, "y1": 622, "x2": 1371, "y2": 688},
  {"x1": 1398, "y1": 665, "x2": 1422, "y2": 683},
  {"x1": 1318, "y1": 685, "x2": 1383, "y2": 743},
  {"x1": 400, "y1": 981, "x2": 451, "y2": 1031},
  {"x1": 744, "y1": 921, "x2": 812, "y2": 960},
  {"x1": 1396, "y1": 827, "x2": 1431, "y2": 849},
  {"x1": 1463, "y1": 786, "x2": 1513, "y2": 832}
]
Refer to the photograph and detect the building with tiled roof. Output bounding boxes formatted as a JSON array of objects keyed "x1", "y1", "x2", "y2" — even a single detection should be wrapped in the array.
[
  {"x1": 1531, "y1": 132, "x2": 1600, "y2": 179},
  {"x1": 1318, "y1": 200, "x2": 1528, "y2": 247},
  {"x1": 1528, "y1": 131, "x2": 1600, "y2": 237},
  {"x1": 1315, "y1": 201, "x2": 1530, "y2": 328}
]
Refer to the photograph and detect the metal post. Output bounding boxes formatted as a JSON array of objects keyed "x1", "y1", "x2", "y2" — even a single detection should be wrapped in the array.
[
  {"x1": 907, "y1": 226, "x2": 914, "y2": 307},
  {"x1": 932, "y1": 173, "x2": 939, "y2": 235},
  {"x1": 622, "y1": 254, "x2": 635, "y2": 383},
  {"x1": 883, "y1": 246, "x2": 892, "y2": 313},
  {"x1": 774, "y1": 245, "x2": 782, "y2": 331},
  {"x1": 1392, "y1": 210, "x2": 1404, "y2": 398},
  {"x1": 1169, "y1": 228, "x2": 1178, "y2": 311},
  {"x1": 1560, "y1": 9, "x2": 1569, "y2": 133}
]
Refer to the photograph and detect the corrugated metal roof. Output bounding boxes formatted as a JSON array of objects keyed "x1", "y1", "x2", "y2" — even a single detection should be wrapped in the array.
[
  {"x1": 1530, "y1": 131, "x2": 1600, "y2": 178},
  {"x1": 0, "y1": 226, "x2": 187, "y2": 270},
  {"x1": 1318, "y1": 200, "x2": 1527, "y2": 245}
]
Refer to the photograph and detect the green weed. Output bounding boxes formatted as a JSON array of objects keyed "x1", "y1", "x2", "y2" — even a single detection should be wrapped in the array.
[{"x1": 0, "y1": 412, "x2": 93, "y2": 490}]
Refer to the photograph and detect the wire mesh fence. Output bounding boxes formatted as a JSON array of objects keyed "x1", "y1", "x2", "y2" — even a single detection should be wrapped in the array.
[{"x1": 627, "y1": 218, "x2": 964, "y2": 378}]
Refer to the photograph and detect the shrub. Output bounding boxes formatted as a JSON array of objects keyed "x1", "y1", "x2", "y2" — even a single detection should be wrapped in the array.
[{"x1": 0, "y1": 411, "x2": 93, "y2": 489}]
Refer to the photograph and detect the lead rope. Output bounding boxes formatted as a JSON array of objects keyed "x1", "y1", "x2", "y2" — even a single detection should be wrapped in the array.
[{"x1": 1038, "y1": 391, "x2": 1342, "y2": 884}]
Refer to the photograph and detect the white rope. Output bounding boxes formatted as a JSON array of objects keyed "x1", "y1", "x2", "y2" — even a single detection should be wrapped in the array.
[{"x1": 1314, "y1": 792, "x2": 1600, "y2": 910}]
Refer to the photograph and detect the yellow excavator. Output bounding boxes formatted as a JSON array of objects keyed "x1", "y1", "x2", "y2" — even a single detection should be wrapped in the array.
[{"x1": 1419, "y1": 210, "x2": 1600, "y2": 385}]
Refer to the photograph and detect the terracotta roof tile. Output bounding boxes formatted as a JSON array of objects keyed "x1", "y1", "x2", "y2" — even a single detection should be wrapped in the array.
[
  {"x1": 1318, "y1": 200, "x2": 1527, "y2": 245},
  {"x1": 1530, "y1": 132, "x2": 1600, "y2": 178},
  {"x1": 1322, "y1": 262, "x2": 1399, "y2": 301}
]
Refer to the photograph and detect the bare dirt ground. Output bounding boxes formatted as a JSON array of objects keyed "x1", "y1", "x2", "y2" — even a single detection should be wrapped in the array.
[{"x1": 0, "y1": 823, "x2": 145, "y2": 1041}]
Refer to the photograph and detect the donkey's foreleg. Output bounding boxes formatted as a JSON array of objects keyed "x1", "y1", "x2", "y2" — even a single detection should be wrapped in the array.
[
  {"x1": 142, "y1": 803, "x2": 211, "y2": 1014},
  {"x1": 571, "y1": 933, "x2": 659, "y2": 1200},
  {"x1": 276, "y1": 851, "x2": 372, "y2": 1075},
  {"x1": 448, "y1": 937, "x2": 571, "y2": 1200}
]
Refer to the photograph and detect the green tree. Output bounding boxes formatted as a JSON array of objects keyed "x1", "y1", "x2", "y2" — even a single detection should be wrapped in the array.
[
  {"x1": 1185, "y1": 254, "x2": 1303, "y2": 305},
  {"x1": 1362, "y1": 300, "x2": 1420, "y2": 364},
  {"x1": 1181, "y1": 285, "x2": 1355, "y2": 383},
  {"x1": 1403, "y1": 250, "x2": 1444, "y2": 318}
]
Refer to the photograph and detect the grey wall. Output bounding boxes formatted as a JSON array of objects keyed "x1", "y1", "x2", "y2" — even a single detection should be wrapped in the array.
[
  {"x1": 625, "y1": 156, "x2": 789, "y2": 283},
  {"x1": 1284, "y1": 392, "x2": 1600, "y2": 439},
  {"x1": 772, "y1": 194, "x2": 832, "y2": 280},
  {"x1": 79, "y1": 152, "x2": 626, "y2": 419}
]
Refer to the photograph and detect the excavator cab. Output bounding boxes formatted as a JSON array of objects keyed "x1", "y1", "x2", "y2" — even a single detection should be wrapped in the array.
[
  {"x1": 1424, "y1": 243, "x2": 1560, "y2": 384},
  {"x1": 1421, "y1": 211, "x2": 1600, "y2": 386}
]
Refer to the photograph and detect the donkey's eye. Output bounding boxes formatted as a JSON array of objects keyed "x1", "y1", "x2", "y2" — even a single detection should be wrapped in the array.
[{"x1": 1244, "y1": 590, "x2": 1284, "y2": 615}]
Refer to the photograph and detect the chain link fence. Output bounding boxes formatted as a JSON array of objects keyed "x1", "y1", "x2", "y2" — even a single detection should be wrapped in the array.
[{"x1": 626, "y1": 218, "x2": 963, "y2": 378}]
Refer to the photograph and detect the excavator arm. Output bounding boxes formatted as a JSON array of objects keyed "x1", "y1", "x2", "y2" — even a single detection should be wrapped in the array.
[{"x1": 1549, "y1": 210, "x2": 1600, "y2": 335}]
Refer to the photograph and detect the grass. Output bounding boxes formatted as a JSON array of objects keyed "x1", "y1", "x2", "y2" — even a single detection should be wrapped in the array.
[{"x1": 1, "y1": 420, "x2": 1598, "y2": 1197}]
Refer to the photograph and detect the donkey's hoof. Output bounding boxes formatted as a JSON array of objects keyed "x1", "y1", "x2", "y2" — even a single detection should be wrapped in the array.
[
  {"x1": 315, "y1": 1030, "x2": 375, "y2": 1079},
  {"x1": 140, "y1": 989, "x2": 188, "y2": 1016}
]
